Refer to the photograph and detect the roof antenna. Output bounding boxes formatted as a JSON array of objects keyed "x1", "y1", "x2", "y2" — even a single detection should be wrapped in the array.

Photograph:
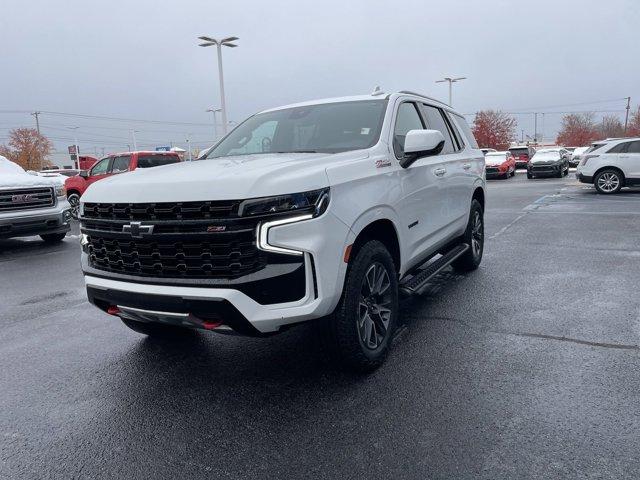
[{"x1": 371, "y1": 86, "x2": 385, "y2": 96}]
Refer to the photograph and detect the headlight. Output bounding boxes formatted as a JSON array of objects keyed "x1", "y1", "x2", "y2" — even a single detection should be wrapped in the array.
[
  {"x1": 55, "y1": 184, "x2": 66, "y2": 197},
  {"x1": 238, "y1": 188, "x2": 330, "y2": 218}
]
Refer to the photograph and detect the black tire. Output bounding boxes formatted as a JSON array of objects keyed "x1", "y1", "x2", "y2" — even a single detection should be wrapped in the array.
[
  {"x1": 556, "y1": 167, "x2": 563, "y2": 178},
  {"x1": 322, "y1": 240, "x2": 399, "y2": 372},
  {"x1": 40, "y1": 233, "x2": 66, "y2": 243},
  {"x1": 121, "y1": 318, "x2": 194, "y2": 338},
  {"x1": 511, "y1": 168, "x2": 516, "y2": 177},
  {"x1": 67, "y1": 193, "x2": 80, "y2": 219},
  {"x1": 594, "y1": 169, "x2": 623, "y2": 194},
  {"x1": 527, "y1": 172, "x2": 533, "y2": 179},
  {"x1": 452, "y1": 199, "x2": 484, "y2": 273}
]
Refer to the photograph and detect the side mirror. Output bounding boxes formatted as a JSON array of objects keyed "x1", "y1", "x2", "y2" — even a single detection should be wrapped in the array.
[
  {"x1": 401, "y1": 130, "x2": 446, "y2": 168},
  {"x1": 79, "y1": 170, "x2": 89, "y2": 179}
]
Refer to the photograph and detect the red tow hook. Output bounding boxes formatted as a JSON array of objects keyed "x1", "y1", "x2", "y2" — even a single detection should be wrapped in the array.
[
  {"x1": 107, "y1": 305, "x2": 121, "y2": 316},
  {"x1": 202, "y1": 320, "x2": 223, "y2": 330}
]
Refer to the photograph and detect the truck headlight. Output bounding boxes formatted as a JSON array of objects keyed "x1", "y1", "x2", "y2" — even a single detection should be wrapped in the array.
[
  {"x1": 238, "y1": 188, "x2": 330, "y2": 218},
  {"x1": 251, "y1": 188, "x2": 330, "y2": 256},
  {"x1": 55, "y1": 185, "x2": 67, "y2": 197}
]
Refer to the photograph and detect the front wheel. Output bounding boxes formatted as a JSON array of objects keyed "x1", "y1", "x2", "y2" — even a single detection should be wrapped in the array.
[
  {"x1": 452, "y1": 199, "x2": 484, "y2": 273},
  {"x1": 594, "y1": 169, "x2": 623, "y2": 194},
  {"x1": 67, "y1": 193, "x2": 80, "y2": 219},
  {"x1": 527, "y1": 172, "x2": 533, "y2": 179},
  {"x1": 323, "y1": 240, "x2": 399, "y2": 372}
]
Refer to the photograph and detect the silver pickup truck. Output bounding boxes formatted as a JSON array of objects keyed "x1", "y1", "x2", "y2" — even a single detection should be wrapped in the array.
[{"x1": 0, "y1": 156, "x2": 72, "y2": 243}]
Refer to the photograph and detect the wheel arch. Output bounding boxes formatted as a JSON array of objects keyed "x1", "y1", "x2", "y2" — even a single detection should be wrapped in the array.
[
  {"x1": 472, "y1": 185, "x2": 485, "y2": 211},
  {"x1": 350, "y1": 219, "x2": 401, "y2": 274},
  {"x1": 593, "y1": 166, "x2": 626, "y2": 185}
]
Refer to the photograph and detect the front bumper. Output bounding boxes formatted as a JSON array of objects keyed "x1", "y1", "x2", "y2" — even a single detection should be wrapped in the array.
[
  {"x1": 83, "y1": 210, "x2": 351, "y2": 334},
  {"x1": 485, "y1": 167, "x2": 507, "y2": 178},
  {"x1": 0, "y1": 203, "x2": 72, "y2": 239},
  {"x1": 527, "y1": 164, "x2": 562, "y2": 176}
]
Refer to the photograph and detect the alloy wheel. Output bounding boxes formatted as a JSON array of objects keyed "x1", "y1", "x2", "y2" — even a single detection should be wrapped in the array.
[
  {"x1": 68, "y1": 194, "x2": 80, "y2": 219},
  {"x1": 597, "y1": 172, "x2": 620, "y2": 193},
  {"x1": 358, "y1": 262, "x2": 392, "y2": 350},
  {"x1": 471, "y1": 210, "x2": 483, "y2": 258}
]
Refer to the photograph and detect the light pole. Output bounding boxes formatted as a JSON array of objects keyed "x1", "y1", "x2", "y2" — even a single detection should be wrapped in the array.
[
  {"x1": 206, "y1": 107, "x2": 222, "y2": 140},
  {"x1": 131, "y1": 129, "x2": 139, "y2": 151},
  {"x1": 435, "y1": 76, "x2": 466, "y2": 107},
  {"x1": 198, "y1": 35, "x2": 239, "y2": 136}
]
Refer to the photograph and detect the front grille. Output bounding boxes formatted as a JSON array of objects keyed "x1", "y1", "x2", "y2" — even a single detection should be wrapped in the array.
[
  {"x1": 530, "y1": 164, "x2": 557, "y2": 172},
  {"x1": 83, "y1": 201, "x2": 239, "y2": 221},
  {"x1": 485, "y1": 167, "x2": 499, "y2": 174},
  {"x1": 0, "y1": 187, "x2": 55, "y2": 212},
  {"x1": 81, "y1": 202, "x2": 272, "y2": 279}
]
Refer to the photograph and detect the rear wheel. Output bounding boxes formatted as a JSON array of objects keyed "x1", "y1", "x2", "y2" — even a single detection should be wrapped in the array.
[
  {"x1": 452, "y1": 199, "x2": 484, "y2": 273},
  {"x1": 527, "y1": 172, "x2": 533, "y2": 179},
  {"x1": 594, "y1": 169, "x2": 623, "y2": 194},
  {"x1": 322, "y1": 240, "x2": 399, "y2": 372},
  {"x1": 40, "y1": 233, "x2": 66, "y2": 243},
  {"x1": 121, "y1": 318, "x2": 194, "y2": 338}
]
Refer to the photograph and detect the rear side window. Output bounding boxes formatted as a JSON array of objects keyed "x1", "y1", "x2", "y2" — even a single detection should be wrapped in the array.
[
  {"x1": 420, "y1": 104, "x2": 455, "y2": 154},
  {"x1": 136, "y1": 154, "x2": 180, "y2": 168},
  {"x1": 451, "y1": 113, "x2": 479, "y2": 149},
  {"x1": 626, "y1": 141, "x2": 640, "y2": 153},
  {"x1": 393, "y1": 102, "x2": 425, "y2": 158},
  {"x1": 607, "y1": 142, "x2": 629, "y2": 153},
  {"x1": 509, "y1": 148, "x2": 530, "y2": 157}
]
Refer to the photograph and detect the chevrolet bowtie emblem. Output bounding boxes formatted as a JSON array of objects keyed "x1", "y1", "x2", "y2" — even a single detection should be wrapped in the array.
[{"x1": 122, "y1": 222, "x2": 154, "y2": 238}]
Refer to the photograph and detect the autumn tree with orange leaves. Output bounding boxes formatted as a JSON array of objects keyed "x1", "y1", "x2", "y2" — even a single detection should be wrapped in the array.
[
  {"x1": 0, "y1": 128, "x2": 53, "y2": 171},
  {"x1": 556, "y1": 113, "x2": 599, "y2": 147},
  {"x1": 472, "y1": 110, "x2": 517, "y2": 150}
]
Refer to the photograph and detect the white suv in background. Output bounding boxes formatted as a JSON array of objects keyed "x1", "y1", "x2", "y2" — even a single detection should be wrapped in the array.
[
  {"x1": 79, "y1": 90, "x2": 485, "y2": 371},
  {"x1": 577, "y1": 137, "x2": 640, "y2": 194}
]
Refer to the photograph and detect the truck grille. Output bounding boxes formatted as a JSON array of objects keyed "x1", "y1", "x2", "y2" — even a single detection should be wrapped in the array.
[
  {"x1": 0, "y1": 187, "x2": 55, "y2": 212},
  {"x1": 81, "y1": 202, "x2": 269, "y2": 279}
]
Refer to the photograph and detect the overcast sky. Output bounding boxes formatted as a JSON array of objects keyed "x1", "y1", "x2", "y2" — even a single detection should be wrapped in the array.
[{"x1": 1, "y1": 0, "x2": 639, "y2": 154}]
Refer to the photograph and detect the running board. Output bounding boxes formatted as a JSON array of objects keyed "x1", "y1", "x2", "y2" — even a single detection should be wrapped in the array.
[{"x1": 400, "y1": 243, "x2": 469, "y2": 295}]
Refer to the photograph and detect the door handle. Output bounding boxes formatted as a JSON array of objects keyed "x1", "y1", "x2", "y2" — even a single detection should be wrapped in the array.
[
  {"x1": 463, "y1": 163, "x2": 472, "y2": 170},
  {"x1": 434, "y1": 168, "x2": 446, "y2": 177}
]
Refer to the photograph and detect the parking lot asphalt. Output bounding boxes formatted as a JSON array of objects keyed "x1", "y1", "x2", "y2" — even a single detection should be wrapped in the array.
[{"x1": 2, "y1": 172, "x2": 640, "y2": 479}]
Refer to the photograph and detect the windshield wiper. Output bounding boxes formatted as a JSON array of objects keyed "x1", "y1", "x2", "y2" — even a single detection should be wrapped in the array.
[{"x1": 272, "y1": 150, "x2": 320, "y2": 154}]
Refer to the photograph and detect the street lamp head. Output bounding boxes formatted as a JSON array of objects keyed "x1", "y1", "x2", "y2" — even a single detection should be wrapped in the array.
[
  {"x1": 206, "y1": 108, "x2": 222, "y2": 113},
  {"x1": 220, "y1": 36, "x2": 239, "y2": 43},
  {"x1": 198, "y1": 35, "x2": 218, "y2": 44},
  {"x1": 222, "y1": 43, "x2": 238, "y2": 48}
]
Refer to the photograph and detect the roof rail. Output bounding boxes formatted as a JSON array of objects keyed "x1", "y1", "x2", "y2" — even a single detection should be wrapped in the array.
[{"x1": 398, "y1": 90, "x2": 448, "y2": 106}]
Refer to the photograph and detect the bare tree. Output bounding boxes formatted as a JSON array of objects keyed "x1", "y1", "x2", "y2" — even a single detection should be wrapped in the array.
[
  {"x1": 556, "y1": 113, "x2": 599, "y2": 147},
  {"x1": 599, "y1": 115, "x2": 624, "y2": 139}
]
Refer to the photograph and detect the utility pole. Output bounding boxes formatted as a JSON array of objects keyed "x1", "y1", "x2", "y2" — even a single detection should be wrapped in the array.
[
  {"x1": 198, "y1": 36, "x2": 239, "y2": 136},
  {"x1": 435, "y1": 76, "x2": 466, "y2": 107},
  {"x1": 31, "y1": 111, "x2": 41, "y2": 134},
  {"x1": 533, "y1": 113, "x2": 538, "y2": 143},
  {"x1": 624, "y1": 96, "x2": 631, "y2": 134},
  {"x1": 131, "y1": 130, "x2": 138, "y2": 151}
]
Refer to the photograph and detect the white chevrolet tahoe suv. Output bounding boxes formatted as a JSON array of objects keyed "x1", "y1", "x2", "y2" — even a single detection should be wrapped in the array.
[
  {"x1": 79, "y1": 91, "x2": 485, "y2": 371},
  {"x1": 0, "y1": 156, "x2": 71, "y2": 242},
  {"x1": 577, "y1": 137, "x2": 640, "y2": 194}
]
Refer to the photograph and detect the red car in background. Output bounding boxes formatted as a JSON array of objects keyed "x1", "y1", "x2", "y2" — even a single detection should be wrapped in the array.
[
  {"x1": 484, "y1": 151, "x2": 516, "y2": 179},
  {"x1": 509, "y1": 145, "x2": 536, "y2": 169},
  {"x1": 65, "y1": 151, "x2": 182, "y2": 217}
]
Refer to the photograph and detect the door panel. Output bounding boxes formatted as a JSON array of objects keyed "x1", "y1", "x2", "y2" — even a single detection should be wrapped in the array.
[{"x1": 619, "y1": 141, "x2": 640, "y2": 178}]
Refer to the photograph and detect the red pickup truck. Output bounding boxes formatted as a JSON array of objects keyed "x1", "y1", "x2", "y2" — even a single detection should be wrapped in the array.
[{"x1": 65, "y1": 151, "x2": 182, "y2": 217}]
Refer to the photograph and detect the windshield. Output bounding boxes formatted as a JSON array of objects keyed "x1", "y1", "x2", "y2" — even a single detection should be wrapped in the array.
[
  {"x1": 585, "y1": 143, "x2": 606, "y2": 154},
  {"x1": 205, "y1": 100, "x2": 387, "y2": 159},
  {"x1": 509, "y1": 147, "x2": 529, "y2": 156},
  {"x1": 532, "y1": 150, "x2": 561, "y2": 160}
]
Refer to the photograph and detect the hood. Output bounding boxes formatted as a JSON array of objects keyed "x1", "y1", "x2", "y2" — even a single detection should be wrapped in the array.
[
  {"x1": 485, "y1": 157, "x2": 506, "y2": 166},
  {"x1": 0, "y1": 172, "x2": 63, "y2": 189},
  {"x1": 530, "y1": 155, "x2": 561, "y2": 165},
  {"x1": 81, "y1": 151, "x2": 359, "y2": 203}
]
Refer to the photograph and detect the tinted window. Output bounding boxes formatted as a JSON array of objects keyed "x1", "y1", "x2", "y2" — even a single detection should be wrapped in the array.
[
  {"x1": 607, "y1": 143, "x2": 628, "y2": 153},
  {"x1": 137, "y1": 154, "x2": 181, "y2": 168},
  {"x1": 90, "y1": 158, "x2": 110, "y2": 176},
  {"x1": 453, "y1": 113, "x2": 479, "y2": 149},
  {"x1": 111, "y1": 156, "x2": 130, "y2": 173},
  {"x1": 420, "y1": 104, "x2": 455, "y2": 154},
  {"x1": 393, "y1": 102, "x2": 424, "y2": 158},
  {"x1": 626, "y1": 141, "x2": 640, "y2": 153},
  {"x1": 206, "y1": 100, "x2": 387, "y2": 158}
]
